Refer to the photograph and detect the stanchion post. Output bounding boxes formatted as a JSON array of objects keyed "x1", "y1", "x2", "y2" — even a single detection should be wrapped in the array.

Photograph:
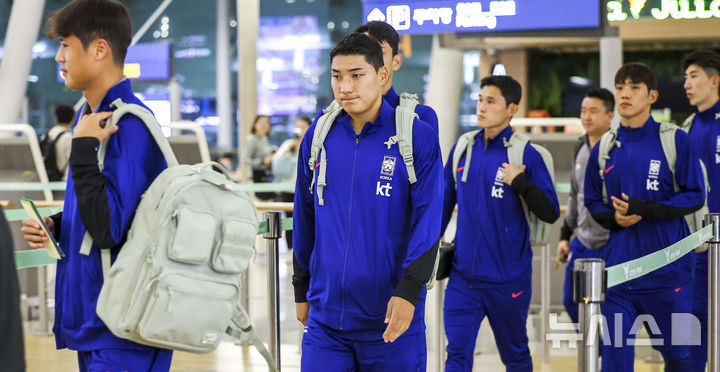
[
  {"x1": 264, "y1": 211, "x2": 282, "y2": 372},
  {"x1": 436, "y1": 280, "x2": 446, "y2": 372},
  {"x1": 541, "y1": 243, "x2": 551, "y2": 364},
  {"x1": 705, "y1": 213, "x2": 720, "y2": 372},
  {"x1": 573, "y1": 258, "x2": 605, "y2": 372}
]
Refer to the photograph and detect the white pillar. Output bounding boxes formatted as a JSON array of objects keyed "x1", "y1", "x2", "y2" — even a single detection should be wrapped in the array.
[
  {"x1": 426, "y1": 35, "x2": 464, "y2": 162},
  {"x1": 0, "y1": 0, "x2": 46, "y2": 124},
  {"x1": 169, "y1": 77, "x2": 182, "y2": 122},
  {"x1": 236, "y1": 0, "x2": 259, "y2": 173},
  {"x1": 600, "y1": 35, "x2": 622, "y2": 128},
  {"x1": 216, "y1": 0, "x2": 233, "y2": 149}
]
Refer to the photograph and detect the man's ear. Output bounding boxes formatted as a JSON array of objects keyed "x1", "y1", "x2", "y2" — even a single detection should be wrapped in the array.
[
  {"x1": 507, "y1": 103, "x2": 519, "y2": 117},
  {"x1": 378, "y1": 65, "x2": 389, "y2": 86},
  {"x1": 392, "y1": 53, "x2": 403, "y2": 72},
  {"x1": 711, "y1": 74, "x2": 720, "y2": 90},
  {"x1": 648, "y1": 89, "x2": 659, "y2": 105},
  {"x1": 92, "y1": 38, "x2": 111, "y2": 62}
]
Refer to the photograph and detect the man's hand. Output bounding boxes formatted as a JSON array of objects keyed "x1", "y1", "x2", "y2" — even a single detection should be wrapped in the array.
[
  {"x1": 296, "y1": 302, "x2": 309, "y2": 326},
  {"x1": 73, "y1": 111, "x2": 117, "y2": 141},
  {"x1": 557, "y1": 240, "x2": 570, "y2": 263},
  {"x1": 615, "y1": 211, "x2": 642, "y2": 227},
  {"x1": 611, "y1": 193, "x2": 631, "y2": 216},
  {"x1": 21, "y1": 217, "x2": 54, "y2": 249},
  {"x1": 501, "y1": 163, "x2": 526, "y2": 185},
  {"x1": 383, "y1": 296, "x2": 415, "y2": 343}
]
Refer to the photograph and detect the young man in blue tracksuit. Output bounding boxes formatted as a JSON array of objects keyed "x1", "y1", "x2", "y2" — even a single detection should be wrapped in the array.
[
  {"x1": 557, "y1": 89, "x2": 613, "y2": 325},
  {"x1": 292, "y1": 33, "x2": 443, "y2": 370},
  {"x1": 681, "y1": 50, "x2": 720, "y2": 372},
  {"x1": 21, "y1": 1, "x2": 171, "y2": 370},
  {"x1": 354, "y1": 21, "x2": 439, "y2": 133},
  {"x1": 441, "y1": 75, "x2": 560, "y2": 372},
  {"x1": 585, "y1": 63, "x2": 705, "y2": 372}
]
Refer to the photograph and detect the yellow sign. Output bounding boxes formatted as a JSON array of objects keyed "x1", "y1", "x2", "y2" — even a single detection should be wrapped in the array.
[
  {"x1": 608, "y1": 0, "x2": 720, "y2": 21},
  {"x1": 124, "y1": 63, "x2": 141, "y2": 79}
]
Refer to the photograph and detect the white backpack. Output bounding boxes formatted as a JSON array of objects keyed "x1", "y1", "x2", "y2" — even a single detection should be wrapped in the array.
[
  {"x1": 83, "y1": 98, "x2": 276, "y2": 371},
  {"x1": 597, "y1": 121, "x2": 709, "y2": 251},
  {"x1": 452, "y1": 129, "x2": 555, "y2": 246}
]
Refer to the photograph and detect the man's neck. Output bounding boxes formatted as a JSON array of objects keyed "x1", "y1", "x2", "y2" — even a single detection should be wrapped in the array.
[
  {"x1": 58, "y1": 123, "x2": 71, "y2": 130},
  {"x1": 83, "y1": 70, "x2": 124, "y2": 112},
  {"x1": 620, "y1": 111, "x2": 650, "y2": 128},
  {"x1": 697, "y1": 96, "x2": 720, "y2": 113},
  {"x1": 588, "y1": 133, "x2": 604, "y2": 148},
  {"x1": 382, "y1": 83, "x2": 392, "y2": 96},
  {"x1": 350, "y1": 99, "x2": 383, "y2": 134},
  {"x1": 483, "y1": 121, "x2": 510, "y2": 146}
]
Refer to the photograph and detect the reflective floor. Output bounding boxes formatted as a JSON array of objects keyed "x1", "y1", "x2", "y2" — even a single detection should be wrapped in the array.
[{"x1": 22, "y1": 239, "x2": 670, "y2": 371}]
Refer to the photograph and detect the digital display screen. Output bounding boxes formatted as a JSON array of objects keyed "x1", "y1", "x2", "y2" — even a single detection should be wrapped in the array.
[
  {"x1": 57, "y1": 42, "x2": 171, "y2": 82},
  {"x1": 362, "y1": 0, "x2": 602, "y2": 34}
]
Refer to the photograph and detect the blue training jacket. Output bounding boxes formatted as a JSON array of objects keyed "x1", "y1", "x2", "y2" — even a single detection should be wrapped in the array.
[
  {"x1": 54, "y1": 79, "x2": 167, "y2": 351},
  {"x1": 441, "y1": 126, "x2": 559, "y2": 286},
  {"x1": 293, "y1": 100, "x2": 443, "y2": 340},
  {"x1": 584, "y1": 116, "x2": 705, "y2": 291},
  {"x1": 685, "y1": 99, "x2": 720, "y2": 270}
]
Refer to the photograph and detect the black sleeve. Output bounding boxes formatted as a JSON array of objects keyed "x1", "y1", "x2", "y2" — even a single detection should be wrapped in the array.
[
  {"x1": 560, "y1": 221, "x2": 573, "y2": 241},
  {"x1": 392, "y1": 239, "x2": 439, "y2": 307},
  {"x1": 49, "y1": 211, "x2": 62, "y2": 241},
  {"x1": 591, "y1": 210, "x2": 623, "y2": 231},
  {"x1": 69, "y1": 138, "x2": 117, "y2": 248},
  {"x1": 292, "y1": 255, "x2": 310, "y2": 303},
  {"x1": 511, "y1": 173, "x2": 559, "y2": 223},
  {"x1": 626, "y1": 197, "x2": 704, "y2": 221}
]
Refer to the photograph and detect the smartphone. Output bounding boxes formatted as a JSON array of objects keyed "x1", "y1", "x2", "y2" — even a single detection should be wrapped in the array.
[{"x1": 20, "y1": 197, "x2": 64, "y2": 259}]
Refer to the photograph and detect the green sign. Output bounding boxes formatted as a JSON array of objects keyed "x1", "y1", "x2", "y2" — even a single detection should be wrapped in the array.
[{"x1": 607, "y1": 0, "x2": 720, "y2": 21}]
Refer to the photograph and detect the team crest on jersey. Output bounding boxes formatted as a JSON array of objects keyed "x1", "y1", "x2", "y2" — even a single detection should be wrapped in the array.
[
  {"x1": 381, "y1": 156, "x2": 397, "y2": 176},
  {"x1": 494, "y1": 167, "x2": 505, "y2": 183},
  {"x1": 648, "y1": 160, "x2": 661, "y2": 177},
  {"x1": 491, "y1": 167, "x2": 505, "y2": 199},
  {"x1": 716, "y1": 136, "x2": 720, "y2": 152}
]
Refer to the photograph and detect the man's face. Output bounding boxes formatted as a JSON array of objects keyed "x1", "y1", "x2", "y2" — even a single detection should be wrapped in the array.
[
  {"x1": 476, "y1": 85, "x2": 516, "y2": 129},
  {"x1": 614, "y1": 78, "x2": 657, "y2": 121},
  {"x1": 684, "y1": 63, "x2": 719, "y2": 108},
  {"x1": 580, "y1": 97, "x2": 613, "y2": 137},
  {"x1": 55, "y1": 34, "x2": 97, "y2": 91},
  {"x1": 331, "y1": 54, "x2": 387, "y2": 118}
]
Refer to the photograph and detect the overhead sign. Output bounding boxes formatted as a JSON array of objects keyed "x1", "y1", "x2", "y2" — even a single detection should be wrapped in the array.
[
  {"x1": 607, "y1": 0, "x2": 720, "y2": 21},
  {"x1": 361, "y1": 1, "x2": 601, "y2": 34}
]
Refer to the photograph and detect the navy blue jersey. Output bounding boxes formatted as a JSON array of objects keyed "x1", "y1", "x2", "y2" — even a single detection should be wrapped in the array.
[
  {"x1": 293, "y1": 100, "x2": 443, "y2": 340},
  {"x1": 54, "y1": 79, "x2": 167, "y2": 351},
  {"x1": 584, "y1": 117, "x2": 705, "y2": 291},
  {"x1": 687, "y1": 100, "x2": 720, "y2": 212},
  {"x1": 441, "y1": 126, "x2": 559, "y2": 286}
]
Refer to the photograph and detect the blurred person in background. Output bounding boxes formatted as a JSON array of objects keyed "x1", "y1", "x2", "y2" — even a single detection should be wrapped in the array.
[
  {"x1": 244, "y1": 114, "x2": 277, "y2": 200},
  {"x1": 41, "y1": 104, "x2": 75, "y2": 181},
  {"x1": 273, "y1": 116, "x2": 311, "y2": 249},
  {"x1": 0, "y1": 205, "x2": 25, "y2": 372}
]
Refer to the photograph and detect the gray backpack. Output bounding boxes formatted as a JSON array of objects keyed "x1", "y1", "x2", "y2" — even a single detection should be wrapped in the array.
[
  {"x1": 597, "y1": 121, "x2": 709, "y2": 251},
  {"x1": 82, "y1": 98, "x2": 276, "y2": 371},
  {"x1": 452, "y1": 129, "x2": 555, "y2": 246}
]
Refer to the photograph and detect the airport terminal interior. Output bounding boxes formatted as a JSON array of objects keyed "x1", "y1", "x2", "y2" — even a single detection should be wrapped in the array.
[{"x1": 2, "y1": 0, "x2": 720, "y2": 371}]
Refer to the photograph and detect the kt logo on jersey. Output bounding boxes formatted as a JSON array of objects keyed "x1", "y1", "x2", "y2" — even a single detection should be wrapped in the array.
[
  {"x1": 491, "y1": 167, "x2": 504, "y2": 199},
  {"x1": 647, "y1": 160, "x2": 660, "y2": 191}
]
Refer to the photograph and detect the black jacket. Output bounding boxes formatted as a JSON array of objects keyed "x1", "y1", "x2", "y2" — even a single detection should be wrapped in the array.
[{"x1": 0, "y1": 206, "x2": 25, "y2": 371}]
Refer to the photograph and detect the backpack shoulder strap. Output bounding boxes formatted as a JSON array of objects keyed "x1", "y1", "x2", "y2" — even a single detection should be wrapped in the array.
[
  {"x1": 680, "y1": 113, "x2": 696, "y2": 134},
  {"x1": 658, "y1": 122, "x2": 679, "y2": 192},
  {"x1": 308, "y1": 101, "x2": 342, "y2": 205},
  {"x1": 80, "y1": 98, "x2": 180, "y2": 265},
  {"x1": 452, "y1": 130, "x2": 480, "y2": 187},
  {"x1": 226, "y1": 306, "x2": 278, "y2": 372},
  {"x1": 505, "y1": 131, "x2": 530, "y2": 168},
  {"x1": 597, "y1": 127, "x2": 619, "y2": 204},
  {"x1": 385, "y1": 93, "x2": 419, "y2": 184}
]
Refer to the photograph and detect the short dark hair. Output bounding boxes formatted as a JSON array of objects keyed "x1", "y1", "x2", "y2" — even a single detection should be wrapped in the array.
[
  {"x1": 480, "y1": 75, "x2": 522, "y2": 106},
  {"x1": 297, "y1": 116, "x2": 312, "y2": 126},
  {"x1": 251, "y1": 115, "x2": 270, "y2": 135},
  {"x1": 682, "y1": 50, "x2": 720, "y2": 78},
  {"x1": 354, "y1": 21, "x2": 400, "y2": 56},
  {"x1": 585, "y1": 88, "x2": 615, "y2": 113},
  {"x1": 54, "y1": 104, "x2": 75, "y2": 124},
  {"x1": 330, "y1": 33, "x2": 384, "y2": 72},
  {"x1": 44, "y1": 0, "x2": 132, "y2": 66},
  {"x1": 614, "y1": 62, "x2": 658, "y2": 91}
]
